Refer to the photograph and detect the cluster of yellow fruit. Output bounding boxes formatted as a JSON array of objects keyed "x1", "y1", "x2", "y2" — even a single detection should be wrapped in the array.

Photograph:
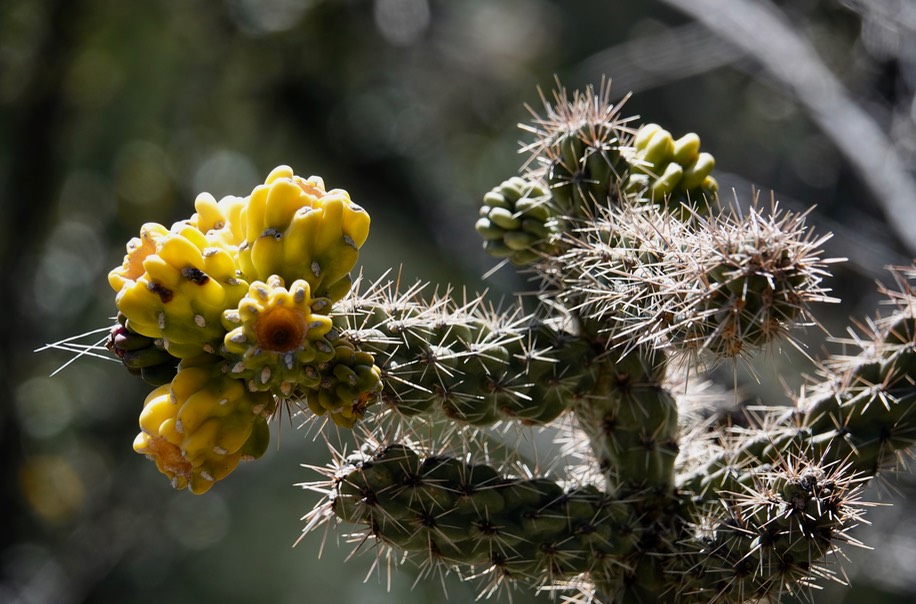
[{"x1": 108, "y1": 166, "x2": 381, "y2": 493}]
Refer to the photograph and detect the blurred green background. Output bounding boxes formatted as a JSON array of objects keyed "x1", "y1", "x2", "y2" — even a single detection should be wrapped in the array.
[{"x1": 2, "y1": 1, "x2": 916, "y2": 603}]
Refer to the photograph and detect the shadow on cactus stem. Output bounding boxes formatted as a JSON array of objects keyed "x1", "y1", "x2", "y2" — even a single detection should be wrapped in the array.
[{"x1": 39, "y1": 79, "x2": 916, "y2": 604}]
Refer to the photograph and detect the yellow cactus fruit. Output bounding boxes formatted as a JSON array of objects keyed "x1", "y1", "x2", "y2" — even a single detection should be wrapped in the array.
[
  {"x1": 187, "y1": 192, "x2": 248, "y2": 253},
  {"x1": 305, "y1": 338, "x2": 382, "y2": 428},
  {"x1": 222, "y1": 275, "x2": 336, "y2": 396},
  {"x1": 132, "y1": 357, "x2": 275, "y2": 495},
  {"x1": 111, "y1": 223, "x2": 249, "y2": 358},
  {"x1": 108, "y1": 223, "x2": 170, "y2": 293},
  {"x1": 236, "y1": 166, "x2": 370, "y2": 302}
]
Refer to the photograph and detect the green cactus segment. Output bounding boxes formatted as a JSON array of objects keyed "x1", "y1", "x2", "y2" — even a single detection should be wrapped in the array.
[
  {"x1": 331, "y1": 444, "x2": 640, "y2": 583},
  {"x1": 378, "y1": 320, "x2": 595, "y2": 426},
  {"x1": 335, "y1": 288, "x2": 600, "y2": 426},
  {"x1": 574, "y1": 347, "x2": 677, "y2": 494},
  {"x1": 544, "y1": 214, "x2": 669, "y2": 346},
  {"x1": 681, "y1": 206, "x2": 832, "y2": 361},
  {"x1": 106, "y1": 313, "x2": 179, "y2": 386},
  {"x1": 133, "y1": 355, "x2": 276, "y2": 495},
  {"x1": 801, "y1": 324, "x2": 916, "y2": 475},
  {"x1": 681, "y1": 275, "x2": 916, "y2": 500},
  {"x1": 669, "y1": 249, "x2": 815, "y2": 360},
  {"x1": 521, "y1": 80, "x2": 630, "y2": 216},
  {"x1": 673, "y1": 458, "x2": 865, "y2": 604},
  {"x1": 477, "y1": 177, "x2": 561, "y2": 265},
  {"x1": 546, "y1": 124, "x2": 628, "y2": 214},
  {"x1": 624, "y1": 123, "x2": 718, "y2": 215},
  {"x1": 565, "y1": 203, "x2": 835, "y2": 363}
]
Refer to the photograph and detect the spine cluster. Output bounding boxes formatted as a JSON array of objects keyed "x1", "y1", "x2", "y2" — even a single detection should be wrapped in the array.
[{"x1": 93, "y1": 80, "x2": 916, "y2": 603}]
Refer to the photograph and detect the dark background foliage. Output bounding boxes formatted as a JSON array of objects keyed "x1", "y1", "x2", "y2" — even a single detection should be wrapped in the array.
[{"x1": 2, "y1": 1, "x2": 915, "y2": 603}]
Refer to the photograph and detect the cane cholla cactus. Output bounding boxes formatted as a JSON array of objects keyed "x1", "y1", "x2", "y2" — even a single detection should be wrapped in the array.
[{"x1": 54, "y1": 79, "x2": 916, "y2": 601}]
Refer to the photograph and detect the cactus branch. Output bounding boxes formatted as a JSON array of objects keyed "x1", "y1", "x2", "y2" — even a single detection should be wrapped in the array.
[{"x1": 57, "y1": 79, "x2": 916, "y2": 604}]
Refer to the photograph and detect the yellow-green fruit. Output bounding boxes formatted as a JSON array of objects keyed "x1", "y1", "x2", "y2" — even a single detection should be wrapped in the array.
[
  {"x1": 132, "y1": 358, "x2": 275, "y2": 494},
  {"x1": 305, "y1": 338, "x2": 382, "y2": 428},
  {"x1": 111, "y1": 224, "x2": 249, "y2": 358},
  {"x1": 626, "y1": 123, "x2": 718, "y2": 215},
  {"x1": 477, "y1": 177, "x2": 560, "y2": 266},
  {"x1": 222, "y1": 275, "x2": 336, "y2": 396},
  {"x1": 236, "y1": 166, "x2": 370, "y2": 302}
]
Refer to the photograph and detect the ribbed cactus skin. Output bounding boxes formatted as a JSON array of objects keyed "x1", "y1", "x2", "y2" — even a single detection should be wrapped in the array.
[
  {"x1": 304, "y1": 336, "x2": 382, "y2": 428},
  {"x1": 682, "y1": 293, "x2": 916, "y2": 500},
  {"x1": 669, "y1": 459, "x2": 865, "y2": 604},
  {"x1": 328, "y1": 443, "x2": 643, "y2": 587},
  {"x1": 520, "y1": 79, "x2": 631, "y2": 218},
  {"x1": 573, "y1": 346, "x2": 677, "y2": 495},
  {"x1": 331, "y1": 286, "x2": 599, "y2": 426}
]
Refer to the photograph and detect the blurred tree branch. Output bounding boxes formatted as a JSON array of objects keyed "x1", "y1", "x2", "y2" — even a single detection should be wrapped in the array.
[
  {"x1": 659, "y1": 0, "x2": 916, "y2": 253},
  {"x1": 579, "y1": 21, "x2": 748, "y2": 96},
  {"x1": 0, "y1": 0, "x2": 81, "y2": 562}
]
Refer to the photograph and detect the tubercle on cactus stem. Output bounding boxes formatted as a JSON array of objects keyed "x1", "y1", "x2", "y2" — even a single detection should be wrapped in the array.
[
  {"x1": 38, "y1": 79, "x2": 916, "y2": 604},
  {"x1": 329, "y1": 276, "x2": 600, "y2": 427}
]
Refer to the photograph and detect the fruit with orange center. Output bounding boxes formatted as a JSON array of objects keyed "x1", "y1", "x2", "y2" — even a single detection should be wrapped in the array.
[{"x1": 222, "y1": 275, "x2": 336, "y2": 396}]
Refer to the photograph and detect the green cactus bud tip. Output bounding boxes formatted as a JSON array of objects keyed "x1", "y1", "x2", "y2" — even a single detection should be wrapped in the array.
[{"x1": 519, "y1": 77, "x2": 632, "y2": 215}]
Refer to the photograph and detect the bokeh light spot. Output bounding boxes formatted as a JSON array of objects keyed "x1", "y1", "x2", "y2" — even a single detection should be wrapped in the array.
[
  {"x1": 16, "y1": 377, "x2": 75, "y2": 439},
  {"x1": 19, "y1": 455, "x2": 87, "y2": 524},
  {"x1": 227, "y1": 0, "x2": 314, "y2": 36},
  {"x1": 374, "y1": 0, "x2": 430, "y2": 47},
  {"x1": 165, "y1": 491, "x2": 231, "y2": 550},
  {"x1": 192, "y1": 150, "x2": 259, "y2": 200},
  {"x1": 31, "y1": 220, "x2": 105, "y2": 320},
  {"x1": 64, "y1": 48, "x2": 124, "y2": 110},
  {"x1": 113, "y1": 141, "x2": 173, "y2": 209}
]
